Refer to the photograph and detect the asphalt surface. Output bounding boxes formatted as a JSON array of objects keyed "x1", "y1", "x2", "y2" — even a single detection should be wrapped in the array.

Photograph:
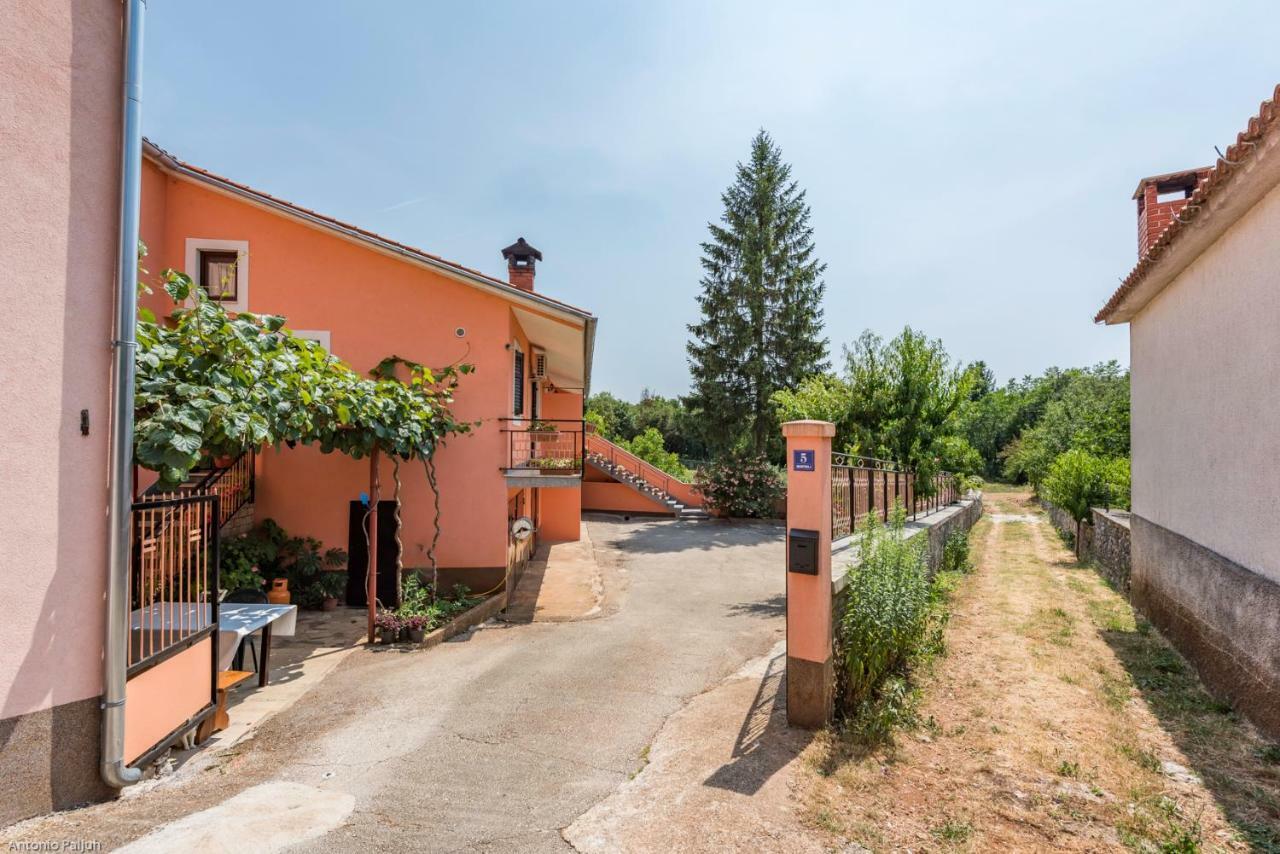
[{"x1": 15, "y1": 517, "x2": 786, "y2": 852}]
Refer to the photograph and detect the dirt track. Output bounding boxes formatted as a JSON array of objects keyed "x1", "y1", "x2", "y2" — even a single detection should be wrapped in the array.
[{"x1": 802, "y1": 491, "x2": 1280, "y2": 852}]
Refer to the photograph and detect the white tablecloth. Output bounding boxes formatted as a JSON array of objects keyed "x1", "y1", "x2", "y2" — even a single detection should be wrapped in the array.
[{"x1": 130, "y1": 603, "x2": 297, "y2": 671}]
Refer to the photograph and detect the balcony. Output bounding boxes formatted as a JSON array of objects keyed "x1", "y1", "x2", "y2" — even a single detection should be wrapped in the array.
[{"x1": 501, "y1": 419, "x2": 584, "y2": 487}]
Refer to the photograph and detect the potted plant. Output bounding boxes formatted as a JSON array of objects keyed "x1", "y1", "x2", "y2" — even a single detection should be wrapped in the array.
[
  {"x1": 402, "y1": 613, "x2": 428, "y2": 644},
  {"x1": 534, "y1": 456, "x2": 580, "y2": 474},
  {"x1": 526, "y1": 420, "x2": 560, "y2": 440},
  {"x1": 374, "y1": 611, "x2": 400, "y2": 645},
  {"x1": 316, "y1": 570, "x2": 346, "y2": 611}
]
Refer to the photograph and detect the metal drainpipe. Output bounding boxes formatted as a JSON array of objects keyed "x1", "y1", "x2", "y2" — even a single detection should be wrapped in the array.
[{"x1": 102, "y1": 0, "x2": 146, "y2": 790}]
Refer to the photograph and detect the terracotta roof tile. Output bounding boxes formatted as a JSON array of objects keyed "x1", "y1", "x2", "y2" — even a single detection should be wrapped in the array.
[{"x1": 1096, "y1": 83, "x2": 1280, "y2": 323}]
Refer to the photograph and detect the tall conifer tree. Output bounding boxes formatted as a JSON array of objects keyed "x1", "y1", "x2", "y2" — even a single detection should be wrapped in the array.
[{"x1": 687, "y1": 130, "x2": 828, "y2": 456}]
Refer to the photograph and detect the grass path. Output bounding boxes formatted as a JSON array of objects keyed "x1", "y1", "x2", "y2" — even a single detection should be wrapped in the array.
[{"x1": 801, "y1": 491, "x2": 1280, "y2": 852}]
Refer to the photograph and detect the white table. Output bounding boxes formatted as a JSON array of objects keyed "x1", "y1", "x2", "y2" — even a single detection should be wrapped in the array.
[{"x1": 130, "y1": 603, "x2": 297, "y2": 685}]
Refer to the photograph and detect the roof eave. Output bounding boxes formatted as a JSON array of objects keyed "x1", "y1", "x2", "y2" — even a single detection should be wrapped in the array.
[
  {"x1": 1097, "y1": 85, "x2": 1280, "y2": 324},
  {"x1": 141, "y1": 140, "x2": 595, "y2": 326}
]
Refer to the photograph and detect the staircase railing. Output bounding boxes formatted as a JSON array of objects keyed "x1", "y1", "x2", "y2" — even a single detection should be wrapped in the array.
[
  {"x1": 198, "y1": 451, "x2": 255, "y2": 528},
  {"x1": 584, "y1": 431, "x2": 703, "y2": 508},
  {"x1": 140, "y1": 450, "x2": 255, "y2": 530}
]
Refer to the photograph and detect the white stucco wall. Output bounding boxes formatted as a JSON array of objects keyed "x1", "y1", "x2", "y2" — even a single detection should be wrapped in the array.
[
  {"x1": 0, "y1": 0, "x2": 121, "y2": 719},
  {"x1": 1130, "y1": 181, "x2": 1280, "y2": 584}
]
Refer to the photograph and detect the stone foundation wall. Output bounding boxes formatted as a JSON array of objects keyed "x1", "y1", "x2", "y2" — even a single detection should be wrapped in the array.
[
  {"x1": 0, "y1": 696, "x2": 115, "y2": 827},
  {"x1": 921, "y1": 495, "x2": 985, "y2": 575},
  {"x1": 1041, "y1": 500, "x2": 1132, "y2": 592},
  {"x1": 221, "y1": 502, "x2": 255, "y2": 540},
  {"x1": 1131, "y1": 514, "x2": 1280, "y2": 738},
  {"x1": 832, "y1": 495, "x2": 984, "y2": 626}
]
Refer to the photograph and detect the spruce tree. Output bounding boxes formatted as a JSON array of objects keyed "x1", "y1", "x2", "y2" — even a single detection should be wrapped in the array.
[{"x1": 687, "y1": 130, "x2": 828, "y2": 456}]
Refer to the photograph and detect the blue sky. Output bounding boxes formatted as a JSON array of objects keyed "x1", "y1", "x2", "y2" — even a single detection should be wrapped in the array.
[{"x1": 143, "y1": 1, "x2": 1278, "y2": 399}]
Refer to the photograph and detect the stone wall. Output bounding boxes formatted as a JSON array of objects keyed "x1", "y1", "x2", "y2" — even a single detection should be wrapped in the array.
[
  {"x1": 222, "y1": 502, "x2": 256, "y2": 541},
  {"x1": 833, "y1": 495, "x2": 984, "y2": 608},
  {"x1": 1041, "y1": 500, "x2": 1132, "y2": 593},
  {"x1": 1131, "y1": 514, "x2": 1280, "y2": 738},
  {"x1": 921, "y1": 495, "x2": 985, "y2": 575}
]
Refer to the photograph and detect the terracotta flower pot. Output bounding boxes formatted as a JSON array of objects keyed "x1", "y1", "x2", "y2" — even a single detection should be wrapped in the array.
[
  {"x1": 267, "y1": 578, "x2": 291, "y2": 605},
  {"x1": 321, "y1": 596, "x2": 339, "y2": 612}
]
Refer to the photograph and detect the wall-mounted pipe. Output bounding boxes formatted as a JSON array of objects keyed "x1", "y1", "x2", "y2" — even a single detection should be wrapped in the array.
[{"x1": 102, "y1": 0, "x2": 146, "y2": 790}]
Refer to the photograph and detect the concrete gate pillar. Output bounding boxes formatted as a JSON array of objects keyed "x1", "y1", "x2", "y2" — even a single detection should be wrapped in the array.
[{"x1": 782, "y1": 420, "x2": 835, "y2": 728}]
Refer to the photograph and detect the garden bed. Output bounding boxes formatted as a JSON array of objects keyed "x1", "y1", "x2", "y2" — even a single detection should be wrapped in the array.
[{"x1": 406, "y1": 592, "x2": 506, "y2": 650}]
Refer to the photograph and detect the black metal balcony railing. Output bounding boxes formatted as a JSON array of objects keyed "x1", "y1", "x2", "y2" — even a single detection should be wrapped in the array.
[{"x1": 500, "y1": 419, "x2": 584, "y2": 475}]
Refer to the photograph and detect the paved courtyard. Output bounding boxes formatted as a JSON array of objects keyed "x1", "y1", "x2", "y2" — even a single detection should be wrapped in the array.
[{"x1": 4, "y1": 517, "x2": 787, "y2": 852}]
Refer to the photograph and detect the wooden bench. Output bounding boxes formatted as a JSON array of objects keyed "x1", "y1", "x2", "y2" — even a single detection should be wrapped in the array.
[{"x1": 197, "y1": 670, "x2": 254, "y2": 742}]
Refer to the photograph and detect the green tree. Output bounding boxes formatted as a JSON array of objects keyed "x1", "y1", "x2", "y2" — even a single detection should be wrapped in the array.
[
  {"x1": 618, "y1": 427, "x2": 691, "y2": 480},
  {"x1": 585, "y1": 391, "x2": 635, "y2": 440},
  {"x1": 687, "y1": 129, "x2": 828, "y2": 458},
  {"x1": 999, "y1": 362, "x2": 1129, "y2": 488},
  {"x1": 1041, "y1": 449, "x2": 1112, "y2": 557},
  {"x1": 770, "y1": 373, "x2": 856, "y2": 441},
  {"x1": 846, "y1": 328, "x2": 972, "y2": 486}
]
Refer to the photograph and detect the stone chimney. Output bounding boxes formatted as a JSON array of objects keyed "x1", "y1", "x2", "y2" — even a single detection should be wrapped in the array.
[
  {"x1": 1134, "y1": 168, "x2": 1211, "y2": 259},
  {"x1": 501, "y1": 237, "x2": 542, "y2": 292}
]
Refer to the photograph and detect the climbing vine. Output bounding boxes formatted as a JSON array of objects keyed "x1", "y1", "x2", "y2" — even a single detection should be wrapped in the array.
[{"x1": 135, "y1": 268, "x2": 474, "y2": 485}]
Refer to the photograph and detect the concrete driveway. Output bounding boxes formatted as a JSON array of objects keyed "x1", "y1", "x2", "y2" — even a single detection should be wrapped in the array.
[{"x1": 9, "y1": 517, "x2": 785, "y2": 852}]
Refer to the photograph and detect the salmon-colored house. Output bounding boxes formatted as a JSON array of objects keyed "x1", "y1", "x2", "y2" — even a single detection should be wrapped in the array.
[
  {"x1": 2, "y1": 0, "x2": 705, "y2": 823},
  {"x1": 138, "y1": 141, "x2": 597, "y2": 595}
]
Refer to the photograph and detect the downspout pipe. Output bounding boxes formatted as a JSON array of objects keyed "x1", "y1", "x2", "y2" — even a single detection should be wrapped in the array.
[{"x1": 102, "y1": 0, "x2": 146, "y2": 789}]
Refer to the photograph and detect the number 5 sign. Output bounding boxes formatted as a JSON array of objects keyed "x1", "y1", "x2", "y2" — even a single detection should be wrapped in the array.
[{"x1": 792, "y1": 449, "x2": 815, "y2": 472}]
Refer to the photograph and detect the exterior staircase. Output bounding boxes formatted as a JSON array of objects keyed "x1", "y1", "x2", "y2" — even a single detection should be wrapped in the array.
[
  {"x1": 140, "y1": 450, "x2": 255, "y2": 532},
  {"x1": 584, "y1": 433, "x2": 710, "y2": 520}
]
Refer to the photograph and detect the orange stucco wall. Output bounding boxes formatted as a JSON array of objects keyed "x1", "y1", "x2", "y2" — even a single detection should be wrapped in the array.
[
  {"x1": 123, "y1": 638, "x2": 211, "y2": 764},
  {"x1": 582, "y1": 482, "x2": 673, "y2": 515},
  {"x1": 139, "y1": 162, "x2": 588, "y2": 577},
  {"x1": 534, "y1": 389, "x2": 585, "y2": 541},
  {"x1": 1, "y1": 0, "x2": 121, "y2": 720}
]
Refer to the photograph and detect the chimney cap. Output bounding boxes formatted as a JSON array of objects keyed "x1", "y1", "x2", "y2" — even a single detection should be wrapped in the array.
[
  {"x1": 501, "y1": 236, "x2": 543, "y2": 264},
  {"x1": 1131, "y1": 167, "x2": 1212, "y2": 200}
]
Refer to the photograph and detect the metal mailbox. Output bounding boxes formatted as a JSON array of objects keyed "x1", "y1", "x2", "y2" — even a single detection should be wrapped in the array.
[{"x1": 787, "y1": 528, "x2": 819, "y2": 575}]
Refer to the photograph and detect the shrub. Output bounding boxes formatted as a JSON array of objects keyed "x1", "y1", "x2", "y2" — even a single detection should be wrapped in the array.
[
  {"x1": 220, "y1": 518, "x2": 346, "y2": 607},
  {"x1": 693, "y1": 450, "x2": 784, "y2": 518},
  {"x1": 394, "y1": 574, "x2": 483, "y2": 632},
  {"x1": 941, "y1": 531, "x2": 972, "y2": 574},
  {"x1": 1103, "y1": 456, "x2": 1130, "y2": 510},
  {"x1": 1042, "y1": 449, "x2": 1130, "y2": 556},
  {"x1": 836, "y1": 509, "x2": 932, "y2": 710}
]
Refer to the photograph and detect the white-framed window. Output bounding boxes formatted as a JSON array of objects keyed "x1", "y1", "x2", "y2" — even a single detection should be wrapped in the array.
[
  {"x1": 185, "y1": 238, "x2": 249, "y2": 312},
  {"x1": 292, "y1": 330, "x2": 332, "y2": 353}
]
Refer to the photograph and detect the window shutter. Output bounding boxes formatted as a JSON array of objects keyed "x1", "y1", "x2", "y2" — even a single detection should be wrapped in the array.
[{"x1": 513, "y1": 350, "x2": 525, "y2": 415}]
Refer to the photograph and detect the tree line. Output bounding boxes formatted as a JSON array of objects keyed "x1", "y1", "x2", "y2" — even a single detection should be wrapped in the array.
[{"x1": 587, "y1": 130, "x2": 1131, "y2": 514}]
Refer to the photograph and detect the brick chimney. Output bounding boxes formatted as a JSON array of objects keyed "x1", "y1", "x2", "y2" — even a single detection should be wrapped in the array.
[
  {"x1": 501, "y1": 237, "x2": 542, "y2": 292},
  {"x1": 1134, "y1": 168, "x2": 1211, "y2": 259}
]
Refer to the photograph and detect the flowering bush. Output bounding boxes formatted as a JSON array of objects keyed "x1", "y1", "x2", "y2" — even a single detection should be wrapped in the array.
[{"x1": 693, "y1": 450, "x2": 784, "y2": 518}]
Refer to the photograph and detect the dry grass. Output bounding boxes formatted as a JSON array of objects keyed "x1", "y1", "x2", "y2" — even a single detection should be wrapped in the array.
[{"x1": 799, "y1": 491, "x2": 1280, "y2": 852}]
